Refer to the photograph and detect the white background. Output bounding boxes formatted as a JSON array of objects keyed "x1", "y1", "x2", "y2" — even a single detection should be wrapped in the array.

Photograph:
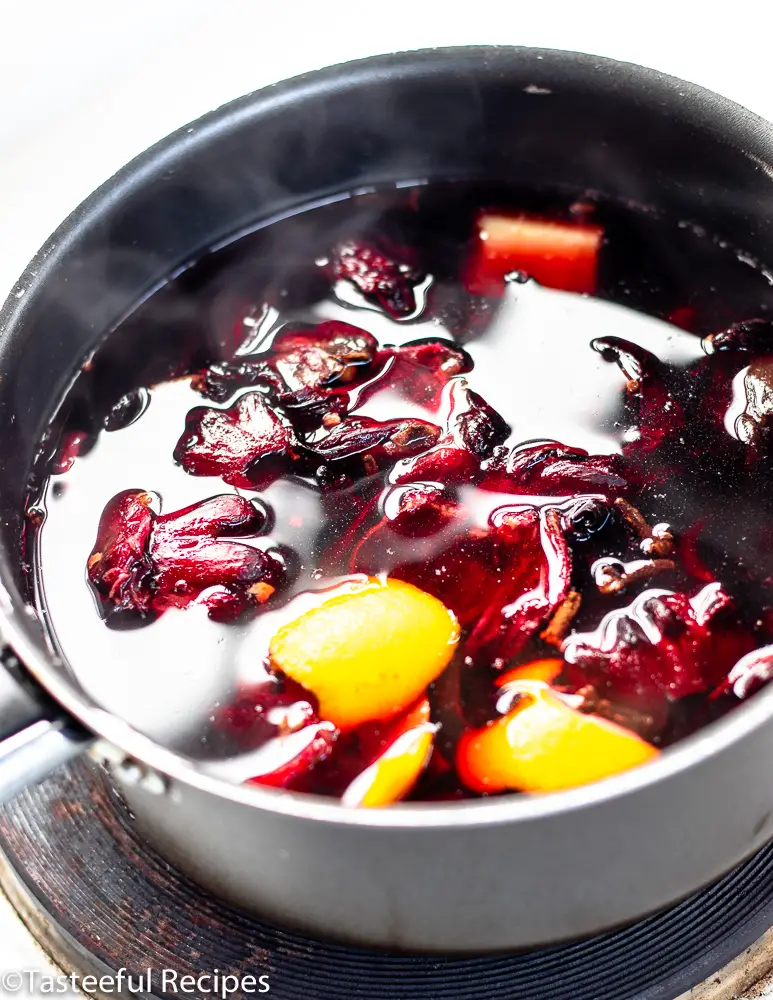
[
  {"x1": 2, "y1": 0, "x2": 773, "y2": 990},
  {"x1": 2, "y1": 0, "x2": 773, "y2": 301}
]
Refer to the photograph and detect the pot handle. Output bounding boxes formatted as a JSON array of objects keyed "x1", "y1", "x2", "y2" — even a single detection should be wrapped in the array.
[{"x1": 0, "y1": 648, "x2": 91, "y2": 803}]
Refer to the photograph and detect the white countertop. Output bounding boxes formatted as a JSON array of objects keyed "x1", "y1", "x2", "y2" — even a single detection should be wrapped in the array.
[{"x1": 2, "y1": 0, "x2": 773, "y2": 993}]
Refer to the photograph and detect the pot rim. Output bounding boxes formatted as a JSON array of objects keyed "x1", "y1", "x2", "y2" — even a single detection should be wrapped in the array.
[{"x1": 3, "y1": 42, "x2": 773, "y2": 826}]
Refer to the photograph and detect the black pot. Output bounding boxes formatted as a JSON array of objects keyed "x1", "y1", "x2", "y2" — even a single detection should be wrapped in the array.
[{"x1": 2, "y1": 46, "x2": 773, "y2": 952}]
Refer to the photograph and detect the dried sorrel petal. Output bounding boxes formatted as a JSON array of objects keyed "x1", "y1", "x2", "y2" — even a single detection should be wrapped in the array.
[
  {"x1": 592, "y1": 336, "x2": 685, "y2": 454},
  {"x1": 395, "y1": 445, "x2": 480, "y2": 486},
  {"x1": 657, "y1": 353, "x2": 746, "y2": 468},
  {"x1": 156, "y1": 492, "x2": 267, "y2": 538},
  {"x1": 453, "y1": 386, "x2": 510, "y2": 458},
  {"x1": 52, "y1": 430, "x2": 92, "y2": 474},
  {"x1": 482, "y1": 441, "x2": 636, "y2": 498},
  {"x1": 304, "y1": 415, "x2": 440, "y2": 479},
  {"x1": 396, "y1": 341, "x2": 472, "y2": 403},
  {"x1": 194, "y1": 585, "x2": 254, "y2": 622},
  {"x1": 271, "y1": 321, "x2": 378, "y2": 389},
  {"x1": 669, "y1": 350, "x2": 773, "y2": 463},
  {"x1": 682, "y1": 348, "x2": 773, "y2": 470},
  {"x1": 275, "y1": 343, "x2": 345, "y2": 391},
  {"x1": 215, "y1": 673, "x2": 318, "y2": 751},
  {"x1": 381, "y1": 419, "x2": 444, "y2": 459},
  {"x1": 192, "y1": 321, "x2": 376, "y2": 409},
  {"x1": 246, "y1": 721, "x2": 339, "y2": 789},
  {"x1": 89, "y1": 492, "x2": 280, "y2": 620},
  {"x1": 394, "y1": 379, "x2": 508, "y2": 485},
  {"x1": 350, "y1": 485, "x2": 465, "y2": 578},
  {"x1": 281, "y1": 699, "x2": 433, "y2": 798},
  {"x1": 150, "y1": 494, "x2": 279, "y2": 615},
  {"x1": 704, "y1": 318, "x2": 773, "y2": 354},
  {"x1": 464, "y1": 507, "x2": 573, "y2": 666},
  {"x1": 593, "y1": 337, "x2": 661, "y2": 385},
  {"x1": 393, "y1": 531, "x2": 514, "y2": 628},
  {"x1": 87, "y1": 489, "x2": 155, "y2": 614},
  {"x1": 383, "y1": 485, "x2": 462, "y2": 538},
  {"x1": 174, "y1": 392, "x2": 293, "y2": 489},
  {"x1": 356, "y1": 340, "x2": 473, "y2": 411},
  {"x1": 392, "y1": 506, "x2": 571, "y2": 654},
  {"x1": 631, "y1": 379, "x2": 685, "y2": 455},
  {"x1": 304, "y1": 417, "x2": 394, "y2": 462},
  {"x1": 563, "y1": 583, "x2": 755, "y2": 700},
  {"x1": 734, "y1": 357, "x2": 773, "y2": 454},
  {"x1": 151, "y1": 530, "x2": 273, "y2": 604},
  {"x1": 191, "y1": 360, "x2": 279, "y2": 404},
  {"x1": 276, "y1": 385, "x2": 350, "y2": 435},
  {"x1": 724, "y1": 645, "x2": 773, "y2": 699},
  {"x1": 330, "y1": 240, "x2": 424, "y2": 318}
]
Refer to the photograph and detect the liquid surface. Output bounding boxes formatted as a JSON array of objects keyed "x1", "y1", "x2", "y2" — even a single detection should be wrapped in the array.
[{"x1": 28, "y1": 184, "x2": 773, "y2": 802}]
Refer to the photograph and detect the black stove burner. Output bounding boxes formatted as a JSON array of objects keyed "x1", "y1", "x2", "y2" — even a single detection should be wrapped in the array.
[{"x1": 0, "y1": 762, "x2": 772, "y2": 1000}]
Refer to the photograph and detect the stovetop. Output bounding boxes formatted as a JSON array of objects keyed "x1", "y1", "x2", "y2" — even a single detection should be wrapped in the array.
[{"x1": 2, "y1": 762, "x2": 773, "y2": 1000}]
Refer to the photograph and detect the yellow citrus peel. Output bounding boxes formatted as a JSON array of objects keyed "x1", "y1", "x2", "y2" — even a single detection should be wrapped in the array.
[
  {"x1": 496, "y1": 658, "x2": 565, "y2": 687},
  {"x1": 269, "y1": 577, "x2": 459, "y2": 731},
  {"x1": 456, "y1": 680, "x2": 658, "y2": 794},
  {"x1": 342, "y1": 700, "x2": 436, "y2": 808}
]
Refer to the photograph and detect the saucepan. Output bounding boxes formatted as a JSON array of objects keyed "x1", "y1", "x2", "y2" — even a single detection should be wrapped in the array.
[{"x1": 1, "y1": 46, "x2": 773, "y2": 952}]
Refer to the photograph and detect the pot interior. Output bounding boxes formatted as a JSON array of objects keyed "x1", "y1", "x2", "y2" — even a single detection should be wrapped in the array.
[{"x1": 2, "y1": 45, "x2": 773, "y2": 771}]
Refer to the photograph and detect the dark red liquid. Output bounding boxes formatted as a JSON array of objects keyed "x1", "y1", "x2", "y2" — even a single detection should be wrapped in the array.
[{"x1": 27, "y1": 183, "x2": 773, "y2": 802}]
